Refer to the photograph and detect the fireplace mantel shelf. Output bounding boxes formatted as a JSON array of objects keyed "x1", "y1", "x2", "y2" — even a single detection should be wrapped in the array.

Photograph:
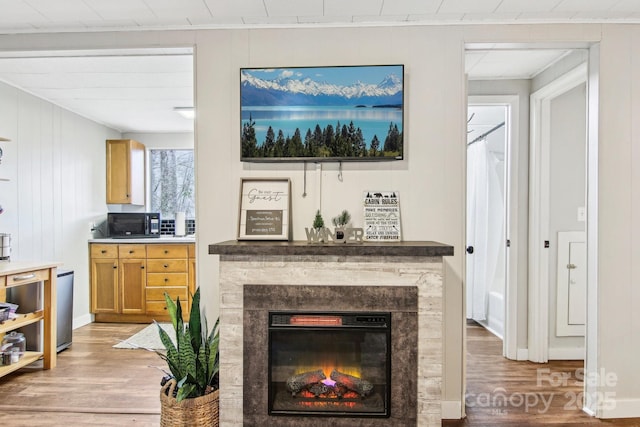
[{"x1": 209, "y1": 240, "x2": 454, "y2": 258}]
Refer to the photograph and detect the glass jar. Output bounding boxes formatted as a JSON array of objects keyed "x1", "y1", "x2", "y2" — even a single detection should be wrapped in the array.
[{"x1": 2, "y1": 331, "x2": 26, "y2": 359}]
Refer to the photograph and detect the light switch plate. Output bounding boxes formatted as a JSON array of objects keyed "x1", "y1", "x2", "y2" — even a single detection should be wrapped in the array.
[{"x1": 577, "y1": 207, "x2": 586, "y2": 222}]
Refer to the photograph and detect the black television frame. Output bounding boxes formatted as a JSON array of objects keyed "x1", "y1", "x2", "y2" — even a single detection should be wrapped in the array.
[{"x1": 240, "y1": 64, "x2": 404, "y2": 163}]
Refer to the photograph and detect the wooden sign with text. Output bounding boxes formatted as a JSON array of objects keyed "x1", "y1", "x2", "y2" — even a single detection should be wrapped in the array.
[
  {"x1": 238, "y1": 178, "x2": 291, "y2": 241},
  {"x1": 363, "y1": 191, "x2": 401, "y2": 242}
]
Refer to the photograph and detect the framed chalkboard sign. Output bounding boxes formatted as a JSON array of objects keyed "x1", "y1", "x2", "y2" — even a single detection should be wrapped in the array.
[{"x1": 238, "y1": 178, "x2": 291, "y2": 241}]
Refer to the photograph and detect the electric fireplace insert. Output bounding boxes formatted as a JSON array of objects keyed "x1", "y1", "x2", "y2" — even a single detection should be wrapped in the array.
[{"x1": 268, "y1": 311, "x2": 391, "y2": 418}]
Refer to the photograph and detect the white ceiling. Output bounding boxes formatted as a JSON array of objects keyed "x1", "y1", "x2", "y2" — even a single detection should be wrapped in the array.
[
  {"x1": 0, "y1": 0, "x2": 628, "y2": 133},
  {"x1": 0, "y1": 48, "x2": 193, "y2": 133},
  {"x1": 1, "y1": 0, "x2": 640, "y2": 33}
]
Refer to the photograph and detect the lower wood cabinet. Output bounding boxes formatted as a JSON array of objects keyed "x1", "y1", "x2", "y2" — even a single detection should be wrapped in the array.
[{"x1": 90, "y1": 242, "x2": 195, "y2": 323}]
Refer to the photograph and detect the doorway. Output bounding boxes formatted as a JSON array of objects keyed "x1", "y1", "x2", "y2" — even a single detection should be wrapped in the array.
[
  {"x1": 466, "y1": 102, "x2": 508, "y2": 342},
  {"x1": 464, "y1": 44, "x2": 595, "y2": 417}
]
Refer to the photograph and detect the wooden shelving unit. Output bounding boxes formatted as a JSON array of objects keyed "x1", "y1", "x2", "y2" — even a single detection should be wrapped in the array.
[
  {"x1": 0, "y1": 310, "x2": 45, "y2": 334},
  {"x1": 0, "y1": 262, "x2": 59, "y2": 377},
  {"x1": 0, "y1": 351, "x2": 42, "y2": 376}
]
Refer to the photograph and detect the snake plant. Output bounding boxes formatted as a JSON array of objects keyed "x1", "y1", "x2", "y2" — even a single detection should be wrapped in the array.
[{"x1": 155, "y1": 288, "x2": 219, "y2": 401}]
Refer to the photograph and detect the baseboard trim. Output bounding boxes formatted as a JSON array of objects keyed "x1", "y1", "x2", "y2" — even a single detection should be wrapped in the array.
[
  {"x1": 476, "y1": 320, "x2": 504, "y2": 341},
  {"x1": 516, "y1": 348, "x2": 529, "y2": 361},
  {"x1": 441, "y1": 400, "x2": 463, "y2": 419},
  {"x1": 72, "y1": 313, "x2": 93, "y2": 329},
  {"x1": 548, "y1": 347, "x2": 585, "y2": 360},
  {"x1": 599, "y1": 398, "x2": 640, "y2": 419}
]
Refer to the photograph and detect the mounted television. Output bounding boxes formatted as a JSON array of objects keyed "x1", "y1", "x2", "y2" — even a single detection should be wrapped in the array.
[{"x1": 240, "y1": 64, "x2": 404, "y2": 162}]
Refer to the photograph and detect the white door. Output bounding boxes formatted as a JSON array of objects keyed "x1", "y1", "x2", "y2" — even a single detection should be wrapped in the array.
[{"x1": 466, "y1": 104, "x2": 507, "y2": 338}]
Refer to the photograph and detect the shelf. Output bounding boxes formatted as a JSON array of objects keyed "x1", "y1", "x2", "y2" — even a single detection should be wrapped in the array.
[
  {"x1": 0, "y1": 264, "x2": 57, "y2": 377},
  {"x1": 0, "y1": 352, "x2": 43, "y2": 376},
  {"x1": 0, "y1": 310, "x2": 44, "y2": 335}
]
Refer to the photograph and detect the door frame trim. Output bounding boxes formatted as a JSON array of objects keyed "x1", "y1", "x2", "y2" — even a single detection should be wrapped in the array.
[{"x1": 528, "y1": 62, "x2": 587, "y2": 363}]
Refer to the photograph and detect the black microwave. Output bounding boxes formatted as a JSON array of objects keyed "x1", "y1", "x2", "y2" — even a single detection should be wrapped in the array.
[{"x1": 107, "y1": 213, "x2": 160, "y2": 238}]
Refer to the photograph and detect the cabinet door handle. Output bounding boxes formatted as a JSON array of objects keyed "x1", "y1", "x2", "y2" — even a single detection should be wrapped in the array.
[
  {"x1": 164, "y1": 277, "x2": 169, "y2": 282},
  {"x1": 129, "y1": 250, "x2": 134, "y2": 254},
  {"x1": 164, "y1": 250, "x2": 169, "y2": 254},
  {"x1": 141, "y1": 266, "x2": 145, "y2": 269},
  {"x1": 113, "y1": 265, "x2": 117, "y2": 269},
  {"x1": 13, "y1": 273, "x2": 36, "y2": 281},
  {"x1": 164, "y1": 264, "x2": 169, "y2": 268},
  {"x1": 101, "y1": 250, "x2": 107, "y2": 254}
]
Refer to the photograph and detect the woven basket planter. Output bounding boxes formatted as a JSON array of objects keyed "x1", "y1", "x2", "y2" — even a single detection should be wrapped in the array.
[{"x1": 160, "y1": 379, "x2": 219, "y2": 426}]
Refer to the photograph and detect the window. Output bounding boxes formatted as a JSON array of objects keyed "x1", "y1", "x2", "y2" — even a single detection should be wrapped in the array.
[{"x1": 149, "y1": 149, "x2": 195, "y2": 219}]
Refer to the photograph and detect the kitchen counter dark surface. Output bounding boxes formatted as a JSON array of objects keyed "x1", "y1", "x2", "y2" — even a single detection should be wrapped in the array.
[
  {"x1": 208, "y1": 240, "x2": 454, "y2": 257},
  {"x1": 89, "y1": 235, "x2": 195, "y2": 243}
]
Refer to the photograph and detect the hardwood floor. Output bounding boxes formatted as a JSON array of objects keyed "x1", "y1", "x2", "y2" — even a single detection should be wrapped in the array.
[
  {"x1": 0, "y1": 323, "x2": 161, "y2": 426},
  {"x1": 1, "y1": 322, "x2": 638, "y2": 426},
  {"x1": 444, "y1": 323, "x2": 640, "y2": 426}
]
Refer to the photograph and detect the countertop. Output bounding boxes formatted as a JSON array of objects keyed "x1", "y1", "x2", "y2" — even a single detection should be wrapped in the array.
[
  {"x1": 0, "y1": 261, "x2": 62, "y2": 276},
  {"x1": 89, "y1": 235, "x2": 195, "y2": 244},
  {"x1": 209, "y1": 240, "x2": 454, "y2": 257}
]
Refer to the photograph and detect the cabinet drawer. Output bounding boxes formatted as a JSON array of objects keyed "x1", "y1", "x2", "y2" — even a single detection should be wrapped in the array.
[
  {"x1": 147, "y1": 286, "x2": 188, "y2": 302},
  {"x1": 188, "y1": 244, "x2": 195, "y2": 259},
  {"x1": 147, "y1": 259, "x2": 188, "y2": 273},
  {"x1": 147, "y1": 273, "x2": 188, "y2": 287},
  {"x1": 118, "y1": 244, "x2": 146, "y2": 259},
  {"x1": 6, "y1": 269, "x2": 50, "y2": 287},
  {"x1": 147, "y1": 244, "x2": 188, "y2": 259},
  {"x1": 91, "y1": 244, "x2": 118, "y2": 258},
  {"x1": 146, "y1": 300, "x2": 188, "y2": 316}
]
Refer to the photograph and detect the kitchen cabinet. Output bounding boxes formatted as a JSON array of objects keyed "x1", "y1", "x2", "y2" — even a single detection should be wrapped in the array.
[
  {"x1": 146, "y1": 244, "x2": 190, "y2": 316},
  {"x1": 90, "y1": 244, "x2": 118, "y2": 313},
  {"x1": 1, "y1": 262, "x2": 59, "y2": 377},
  {"x1": 118, "y1": 245, "x2": 146, "y2": 315},
  {"x1": 90, "y1": 243, "x2": 146, "y2": 314},
  {"x1": 90, "y1": 242, "x2": 195, "y2": 323},
  {"x1": 106, "y1": 139, "x2": 145, "y2": 205}
]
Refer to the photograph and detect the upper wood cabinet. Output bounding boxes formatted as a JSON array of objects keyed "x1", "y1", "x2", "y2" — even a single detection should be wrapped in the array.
[{"x1": 106, "y1": 139, "x2": 145, "y2": 205}]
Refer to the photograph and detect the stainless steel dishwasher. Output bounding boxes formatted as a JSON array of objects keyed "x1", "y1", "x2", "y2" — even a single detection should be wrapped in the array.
[{"x1": 7, "y1": 269, "x2": 74, "y2": 352}]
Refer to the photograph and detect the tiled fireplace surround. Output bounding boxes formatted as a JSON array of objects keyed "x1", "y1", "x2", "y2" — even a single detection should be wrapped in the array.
[{"x1": 209, "y1": 241, "x2": 453, "y2": 427}]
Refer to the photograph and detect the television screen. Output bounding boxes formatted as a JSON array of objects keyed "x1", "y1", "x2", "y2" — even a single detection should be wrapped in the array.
[{"x1": 240, "y1": 65, "x2": 404, "y2": 162}]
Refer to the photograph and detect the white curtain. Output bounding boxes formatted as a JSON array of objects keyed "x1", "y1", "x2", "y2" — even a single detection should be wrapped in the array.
[{"x1": 466, "y1": 140, "x2": 505, "y2": 321}]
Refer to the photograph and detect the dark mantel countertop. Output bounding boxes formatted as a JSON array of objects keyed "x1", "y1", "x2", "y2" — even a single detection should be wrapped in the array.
[{"x1": 209, "y1": 240, "x2": 454, "y2": 257}]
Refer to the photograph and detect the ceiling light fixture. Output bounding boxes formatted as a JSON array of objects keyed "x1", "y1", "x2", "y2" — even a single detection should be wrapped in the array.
[{"x1": 174, "y1": 107, "x2": 195, "y2": 120}]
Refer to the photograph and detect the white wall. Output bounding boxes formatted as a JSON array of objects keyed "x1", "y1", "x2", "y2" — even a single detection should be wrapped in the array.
[
  {"x1": 122, "y1": 132, "x2": 193, "y2": 150},
  {"x1": 1, "y1": 22, "x2": 639, "y2": 418},
  {"x1": 0, "y1": 79, "x2": 120, "y2": 328},
  {"x1": 595, "y1": 25, "x2": 640, "y2": 418}
]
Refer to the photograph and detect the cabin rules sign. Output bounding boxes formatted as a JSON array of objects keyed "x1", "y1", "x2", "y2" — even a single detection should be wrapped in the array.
[{"x1": 363, "y1": 191, "x2": 401, "y2": 242}]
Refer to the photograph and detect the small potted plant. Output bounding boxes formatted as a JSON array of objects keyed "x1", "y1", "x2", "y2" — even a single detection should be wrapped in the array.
[
  {"x1": 155, "y1": 288, "x2": 219, "y2": 426},
  {"x1": 312, "y1": 209, "x2": 326, "y2": 243},
  {"x1": 332, "y1": 210, "x2": 351, "y2": 242}
]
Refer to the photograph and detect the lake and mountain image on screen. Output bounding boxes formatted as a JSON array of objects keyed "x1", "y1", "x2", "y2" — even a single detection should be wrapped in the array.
[{"x1": 240, "y1": 65, "x2": 403, "y2": 161}]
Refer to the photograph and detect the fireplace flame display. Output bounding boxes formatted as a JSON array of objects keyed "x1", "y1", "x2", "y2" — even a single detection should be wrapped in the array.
[
  {"x1": 268, "y1": 312, "x2": 391, "y2": 417},
  {"x1": 286, "y1": 369, "x2": 374, "y2": 399}
]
